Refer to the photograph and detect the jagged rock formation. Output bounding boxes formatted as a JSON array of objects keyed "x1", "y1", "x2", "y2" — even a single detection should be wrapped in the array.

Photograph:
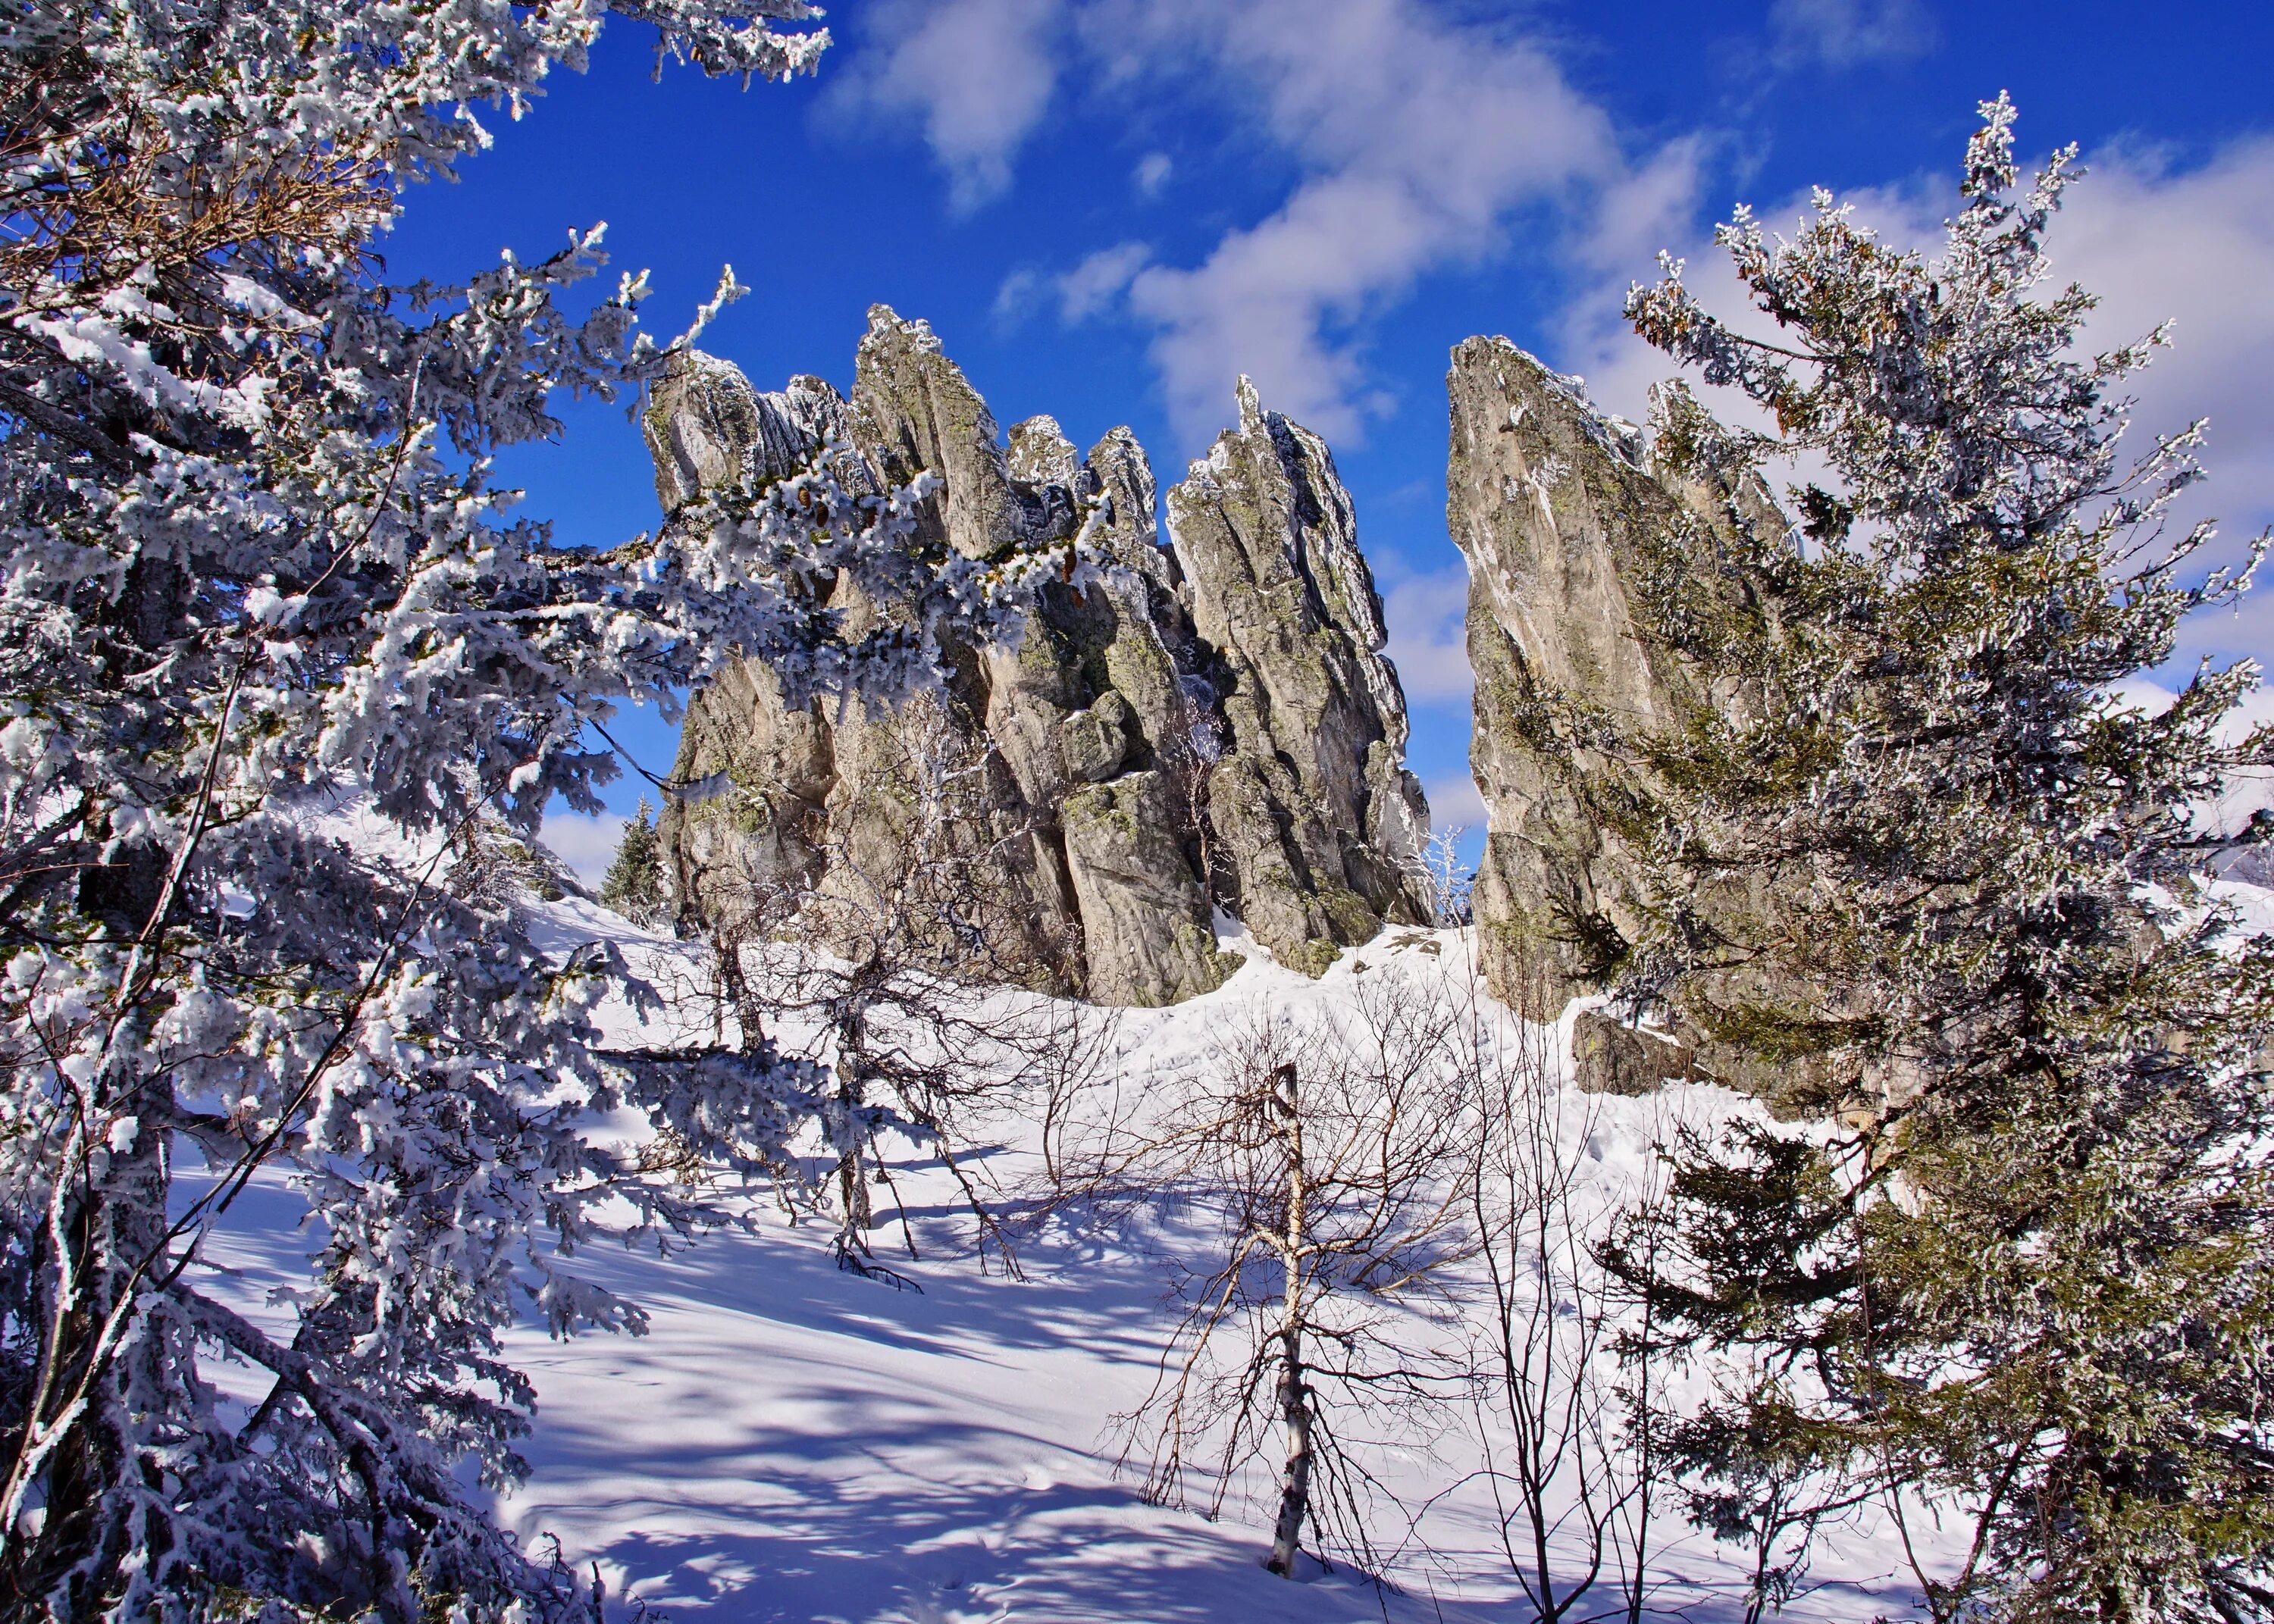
[
  {"x1": 1450, "y1": 336, "x2": 1693, "y2": 1018},
  {"x1": 1170, "y1": 380, "x2": 1432, "y2": 977},
  {"x1": 1449, "y1": 336, "x2": 1812, "y2": 1102},
  {"x1": 653, "y1": 306, "x2": 1431, "y2": 1005}
]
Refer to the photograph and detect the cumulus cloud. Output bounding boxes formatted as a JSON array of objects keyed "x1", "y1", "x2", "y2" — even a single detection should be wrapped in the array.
[
  {"x1": 847, "y1": 0, "x2": 1699, "y2": 443},
  {"x1": 2050, "y1": 140, "x2": 2274, "y2": 537},
  {"x1": 1546, "y1": 135, "x2": 1713, "y2": 419},
  {"x1": 991, "y1": 265, "x2": 1044, "y2": 324},
  {"x1": 1132, "y1": 151, "x2": 1173, "y2": 197},
  {"x1": 830, "y1": 0, "x2": 1065, "y2": 211},
  {"x1": 1057, "y1": 241, "x2": 1154, "y2": 321},
  {"x1": 993, "y1": 242, "x2": 1154, "y2": 327},
  {"x1": 1770, "y1": 0, "x2": 1936, "y2": 68},
  {"x1": 1086, "y1": 0, "x2": 1639, "y2": 443},
  {"x1": 2062, "y1": 139, "x2": 2274, "y2": 663}
]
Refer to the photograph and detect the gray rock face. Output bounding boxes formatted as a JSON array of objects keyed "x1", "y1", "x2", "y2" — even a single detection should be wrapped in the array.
[
  {"x1": 651, "y1": 306, "x2": 1427, "y2": 1003},
  {"x1": 646, "y1": 350, "x2": 860, "y2": 512},
  {"x1": 1449, "y1": 336, "x2": 1822, "y2": 1104},
  {"x1": 1167, "y1": 377, "x2": 1433, "y2": 975},
  {"x1": 1449, "y1": 337, "x2": 1699, "y2": 1020}
]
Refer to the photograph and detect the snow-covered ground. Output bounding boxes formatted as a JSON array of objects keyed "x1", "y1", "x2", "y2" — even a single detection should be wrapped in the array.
[{"x1": 200, "y1": 871, "x2": 2274, "y2": 1622}]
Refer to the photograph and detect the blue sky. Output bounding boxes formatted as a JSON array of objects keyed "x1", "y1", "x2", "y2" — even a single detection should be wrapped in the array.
[{"x1": 381, "y1": 0, "x2": 2274, "y2": 878}]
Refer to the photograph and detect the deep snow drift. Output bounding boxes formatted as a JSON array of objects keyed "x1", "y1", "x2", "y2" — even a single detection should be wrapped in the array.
[{"x1": 188, "y1": 868, "x2": 2274, "y2": 1623}]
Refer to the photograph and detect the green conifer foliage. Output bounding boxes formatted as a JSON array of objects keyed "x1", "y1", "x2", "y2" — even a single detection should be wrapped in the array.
[
  {"x1": 600, "y1": 797, "x2": 670, "y2": 925},
  {"x1": 1602, "y1": 97, "x2": 2274, "y2": 1624}
]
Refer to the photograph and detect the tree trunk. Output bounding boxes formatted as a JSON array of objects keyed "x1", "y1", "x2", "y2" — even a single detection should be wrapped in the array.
[
  {"x1": 1265, "y1": 1059, "x2": 1311, "y2": 1578},
  {"x1": 838, "y1": 1144, "x2": 872, "y2": 1233},
  {"x1": 1267, "y1": 1327, "x2": 1312, "y2": 1575},
  {"x1": 835, "y1": 1009, "x2": 872, "y2": 1238},
  {"x1": 9, "y1": 1081, "x2": 177, "y2": 1613}
]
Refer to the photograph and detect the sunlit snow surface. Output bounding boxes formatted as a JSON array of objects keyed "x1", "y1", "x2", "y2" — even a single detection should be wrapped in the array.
[
  {"x1": 486, "y1": 922, "x2": 1706, "y2": 1623},
  {"x1": 193, "y1": 869, "x2": 2274, "y2": 1622}
]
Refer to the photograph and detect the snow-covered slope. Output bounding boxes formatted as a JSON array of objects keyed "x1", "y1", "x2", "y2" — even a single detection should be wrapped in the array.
[
  {"x1": 471, "y1": 921, "x2": 1707, "y2": 1624},
  {"x1": 198, "y1": 871, "x2": 2274, "y2": 1622}
]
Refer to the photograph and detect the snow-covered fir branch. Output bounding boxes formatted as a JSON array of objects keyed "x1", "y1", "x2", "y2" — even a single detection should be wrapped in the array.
[{"x1": 0, "y1": 5, "x2": 1065, "y2": 1619}]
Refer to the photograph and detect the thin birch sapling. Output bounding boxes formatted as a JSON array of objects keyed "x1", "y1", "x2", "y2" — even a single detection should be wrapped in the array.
[{"x1": 1108, "y1": 985, "x2": 1477, "y2": 1579}]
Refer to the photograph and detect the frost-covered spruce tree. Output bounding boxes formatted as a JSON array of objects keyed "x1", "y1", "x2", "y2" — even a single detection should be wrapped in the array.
[
  {"x1": 600, "y1": 797, "x2": 670, "y2": 925},
  {"x1": 1599, "y1": 97, "x2": 2274, "y2": 1622},
  {"x1": 0, "y1": 5, "x2": 1069, "y2": 1619}
]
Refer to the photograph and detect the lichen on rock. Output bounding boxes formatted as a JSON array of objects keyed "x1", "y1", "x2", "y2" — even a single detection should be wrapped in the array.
[
  {"x1": 647, "y1": 309, "x2": 1432, "y2": 1003},
  {"x1": 1449, "y1": 336, "x2": 1834, "y2": 1106}
]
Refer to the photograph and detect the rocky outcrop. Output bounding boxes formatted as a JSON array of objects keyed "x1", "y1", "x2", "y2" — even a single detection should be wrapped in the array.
[
  {"x1": 1168, "y1": 378, "x2": 1432, "y2": 977},
  {"x1": 1451, "y1": 337, "x2": 1697, "y2": 1019},
  {"x1": 653, "y1": 306, "x2": 1429, "y2": 1004},
  {"x1": 645, "y1": 349, "x2": 863, "y2": 514},
  {"x1": 1449, "y1": 336, "x2": 1817, "y2": 1103}
]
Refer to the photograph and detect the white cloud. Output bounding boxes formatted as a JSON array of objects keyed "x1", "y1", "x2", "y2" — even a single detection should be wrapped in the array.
[
  {"x1": 845, "y1": 0, "x2": 1698, "y2": 443},
  {"x1": 1381, "y1": 562, "x2": 1475, "y2": 705},
  {"x1": 991, "y1": 265, "x2": 1044, "y2": 325},
  {"x1": 992, "y1": 243, "x2": 1154, "y2": 328},
  {"x1": 1547, "y1": 135, "x2": 1713, "y2": 419},
  {"x1": 2076, "y1": 140, "x2": 2274, "y2": 665},
  {"x1": 1057, "y1": 241, "x2": 1153, "y2": 321},
  {"x1": 539, "y1": 809, "x2": 628, "y2": 892},
  {"x1": 1425, "y1": 771, "x2": 1487, "y2": 834},
  {"x1": 1132, "y1": 150, "x2": 1173, "y2": 197},
  {"x1": 2050, "y1": 139, "x2": 2274, "y2": 544},
  {"x1": 831, "y1": 0, "x2": 1065, "y2": 211},
  {"x1": 1087, "y1": 0, "x2": 1640, "y2": 444},
  {"x1": 1769, "y1": 0, "x2": 1935, "y2": 68}
]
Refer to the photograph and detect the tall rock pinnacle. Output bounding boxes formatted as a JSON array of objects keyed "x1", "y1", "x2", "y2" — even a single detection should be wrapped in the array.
[{"x1": 1449, "y1": 336, "x2": 1822, "y2": 1103}]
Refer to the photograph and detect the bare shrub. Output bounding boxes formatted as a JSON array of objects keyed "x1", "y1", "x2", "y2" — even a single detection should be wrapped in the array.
[{"x1": 1451, "y1": 977, "x2": 1668, "y2": 1624}]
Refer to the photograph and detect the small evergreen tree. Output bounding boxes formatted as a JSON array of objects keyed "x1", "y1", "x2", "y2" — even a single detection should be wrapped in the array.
[
  {"x1": 1598, "y1": 96, "x2": 2274, "y2": 1623},
  {"x1": 600, "y1": 797, "x2": 670, "y2": 924}
]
